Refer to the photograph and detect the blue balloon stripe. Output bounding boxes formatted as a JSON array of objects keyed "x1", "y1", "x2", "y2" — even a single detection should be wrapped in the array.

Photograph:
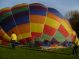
[
  {"x1": 1, "y1": 16, "x2": 13, "y2": 24},
  {"x1": 48, "y1": 8, "x2": 63, "y2": 18},
  {"x1": 1, "y1": 20, "x2": 16, "y2": 32},
  {"x1": 14, "y1": 16, "x2": 29, "y2": 25},
  {"x1": 30, "y1": 9, "x2": 46, "y2": 16}
]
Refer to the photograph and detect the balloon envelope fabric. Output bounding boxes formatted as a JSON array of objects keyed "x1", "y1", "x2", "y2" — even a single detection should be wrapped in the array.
[
  {"x1": 0, "y1": 3, "x2": 76, "y2": 47},
  {"x1": 0, "y1": 27, "x2": 10, "y2": 45}
]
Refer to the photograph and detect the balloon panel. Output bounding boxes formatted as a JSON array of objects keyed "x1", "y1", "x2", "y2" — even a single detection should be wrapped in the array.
[
  {"x1": 0, "y1": 8, "x2": 11, "y2": 22},
  {"x1": 0, "y1": 8, "x2": 16, "y2": 32},
  {"x1": 7, "y1": 26, "x2": 20, "y2": 36},
  {"x1": 64, "y1": 20, "x2": 72, "y2": 28},
  {"x1": 45, "y1": 17, "x2": 60, "y2": 29},
  {"x1": 30, "y1": 4, "x2": 47, "y2": 16},
  {"x1": 3, "y1": 34, "x2": 11, "y2": 40},
  {"x1": 31, "y1": 32, "x2": 42, "y2": 39},
  {"x1": 0, "y1": 28, "x2": 4, "y2": 36},
  {"x1": 67, "y1": 35, "x2": 72, "y2": 42},
  {"x1": 17, "y1": 24, "x2": 30, "y2": 34},
  {"x1": 71, "y1": 31, "x2": 76, "y2": 41},
  {"x1": 31, "y1": 23, "x2": 43, "y2": 32},
  {"x1": 11, "y1": 4, "x2": 29, "y2": 14},
  {"x1": 43, "y1": 25, "x2": 56, "y2": 36},
  {"x1": 1, "y1": 19, "x2": 15, "y2": 32},
  {"x1": 18, "y1": 33, "x2": 31, "y2": 40},
  {"x1": 41, "y1": 34, "x2": 52, "y2": 41},
  {"x1": 58, "y1": 25, "x2": 69, "y2": 37},
  {"x1": 30, "y1": 15, "x2": 46, "y2": 24},
  {"x1": 54, "y1": 31, "x2": 66, "y2": 42},
  {"x1": 11, "y1": 5, "x2": 29, "y2": 25},
  {"x1": 60, "y1": 20, "x2": 72, "y2": 34},
  {"x1": 48, "y1": 8, "x2": 63, "y2": 18},
  {"x1": 47, "y1": 12, "x2": 61, "y2": 22},
  {"x1": 0, "y1": 27, "x2": 10, "y2": 40},
  {"x1": 1, "y1": 39, "x2": 9, "y2": 45}
]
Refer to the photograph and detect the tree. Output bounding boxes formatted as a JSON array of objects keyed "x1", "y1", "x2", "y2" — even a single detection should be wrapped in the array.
[{"x1": 66, "y1": 10, "x2": 79, "y2": 37}]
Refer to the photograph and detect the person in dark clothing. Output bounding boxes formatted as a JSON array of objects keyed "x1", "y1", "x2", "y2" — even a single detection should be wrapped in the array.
[
  {"x1": 72, "y1": 37, "x2": 79, "y2": 56},
  {"x1": 72, "y1": 44, "x2": 78, "y2": 56},
  {"x1": 11, "y1": 40, "x2": 15, "y2": 48}
]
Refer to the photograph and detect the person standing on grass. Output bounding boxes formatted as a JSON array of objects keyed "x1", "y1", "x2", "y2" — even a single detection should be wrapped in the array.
[
  {"x1": 72, "y1": 36, "x2": 79, "y2": 56},
  {"x1": 11, "y1": 32, "x2": 17, "y2": 49}
]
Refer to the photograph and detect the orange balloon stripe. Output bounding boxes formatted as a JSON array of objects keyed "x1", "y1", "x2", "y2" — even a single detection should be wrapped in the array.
[
  {"x1": 17, "y1": 24, "x2": 30, "y2": 34},
  {"x1": 7, "y1": 27, "x2": 20, "y2": 36},
  {"x1": 30, "y1": 15, "x2": 46, "y2": 24},
  {"x1": 47, "y1": 12, "x2": 61, "y2": 22},
  {"x1": 0, "y1": 29, "x2": 4, "y2": 36}
]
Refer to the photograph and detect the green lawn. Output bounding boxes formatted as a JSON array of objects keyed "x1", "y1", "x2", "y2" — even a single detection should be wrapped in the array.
[{"x1": 0, "y1": 47, "x2": 79, "y2": 59}]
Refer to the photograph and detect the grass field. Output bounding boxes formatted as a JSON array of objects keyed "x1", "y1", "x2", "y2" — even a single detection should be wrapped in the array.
[{"x1": 0, "y1": 47, "x2": 79, "y2": 59}]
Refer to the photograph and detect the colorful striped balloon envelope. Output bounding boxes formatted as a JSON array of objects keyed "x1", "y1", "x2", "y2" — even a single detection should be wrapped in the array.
[{"x1": 0, "y1": 3, "x2": 76, "y2": 46}]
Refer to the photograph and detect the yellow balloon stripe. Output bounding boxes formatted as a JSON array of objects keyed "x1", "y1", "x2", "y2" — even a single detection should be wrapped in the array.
[
  {"x1": 3, "y1": 34, "x2": 11, "y2": 41},
  {"x1": 45, "y1": 17, "x2": 60, "y2": 29},
  {"x1": 0, "y1": 28, "x2": 11, "y2": 40},
  {"x1": 18, "y1": 33, "x2": 31, "y2": 40},
  {"x1": 47, "y1": 12, "x2": 61, "y2": 22},
  {"x1": 60, "y1": 20, "x2": 72, "y2": 34},
  {"x1": 31, "y1": 23, "x2": 44, "y2": 33},
  {"x1": 72, "y1": 30, "x2": 76, "y2": 36},
  {"x1": 63, "y1": 19, "x2": 73, "y2": 30}
]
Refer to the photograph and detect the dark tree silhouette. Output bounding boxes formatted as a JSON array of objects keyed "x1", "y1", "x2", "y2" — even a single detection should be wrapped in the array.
[{"x1": 66, "y1": 10, "x2": 79, "y2": 37}]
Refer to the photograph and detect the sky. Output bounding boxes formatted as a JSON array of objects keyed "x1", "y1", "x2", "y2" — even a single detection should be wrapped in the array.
[{"x1": 0, "y1": 0, "x2": 79, "y2": 16}]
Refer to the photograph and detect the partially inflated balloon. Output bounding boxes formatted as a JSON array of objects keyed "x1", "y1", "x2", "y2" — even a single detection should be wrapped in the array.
[{"x1": 0, "y1": 3, "x2": 76, "y2": 46}]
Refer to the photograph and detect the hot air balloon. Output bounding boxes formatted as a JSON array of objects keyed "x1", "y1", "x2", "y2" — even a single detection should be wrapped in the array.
[
  {"x1": 0, "y1": 3, "x2": 76, "y2": 47},
  {"x1": 0, "y1": 26, "x2": 10, "y2": 46}
]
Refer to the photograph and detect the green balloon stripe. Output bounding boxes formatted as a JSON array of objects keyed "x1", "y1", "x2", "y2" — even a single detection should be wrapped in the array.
[
  {"x1": 54, "y1": 31, "x2": 66, "y2": 42},
  {"x1": 40, "y1": 34, "x2": 52, "y2": 41},
  {"x1": 0, "y1": 12, "x2": 11, "y2": 22},
  {"x1": 12, "y1": 7, "x2": 29, "y2": 14},
  {"x1": 0, "y1": 8, "x2": 29, "y2": 22}
]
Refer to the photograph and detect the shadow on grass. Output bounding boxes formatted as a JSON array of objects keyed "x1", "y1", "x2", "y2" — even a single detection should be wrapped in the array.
[
  {"x1": 21, "y1": 47, "x2": 72, "y2": 55},
  {"x1": 0, "y1": 46, "x2": 74, "y2": 56}
]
